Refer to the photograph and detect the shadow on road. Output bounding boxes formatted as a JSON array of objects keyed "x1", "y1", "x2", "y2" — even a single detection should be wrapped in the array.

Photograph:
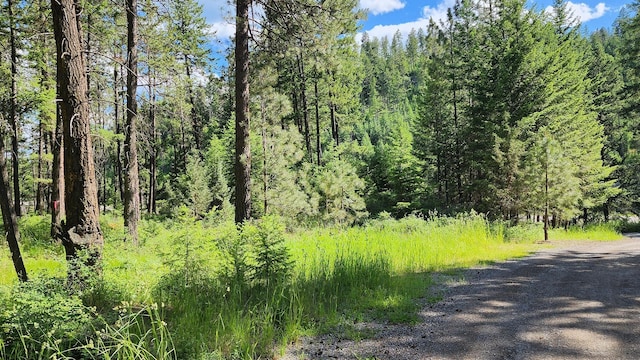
[{"x1": 379, "y1": 237, "x2": 640, "y2": 359}]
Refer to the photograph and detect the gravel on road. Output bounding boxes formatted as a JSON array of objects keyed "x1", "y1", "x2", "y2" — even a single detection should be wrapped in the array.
[{"x1": 282, "y1": 235, "x2": 640, "y2": 360}]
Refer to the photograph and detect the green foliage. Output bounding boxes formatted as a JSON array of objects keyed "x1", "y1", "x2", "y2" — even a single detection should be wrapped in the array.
[
  {"x1": 185, "y1": 153, "x2": 213, "y2": 218},
  {"x1": 0, "y1": 277, "x2": 174, "y2": 360},
  {"x1": 316, "y1": 155, "x2": 368, "y2": 224},
  {"x1": 17, "y1": 215, "x2": 56, "y2": 254},
  {"x1": 243, "y1": 216, "x2": 292, "y2": 290},
  {"x1": 1, "y1": 212, "x2": 624, "y2": 359},
  {"x1": 0, "y1": 277, "x2": 95, "y2": 359}
]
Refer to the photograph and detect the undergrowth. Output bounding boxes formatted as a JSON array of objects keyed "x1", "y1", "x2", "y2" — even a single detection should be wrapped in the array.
[{"x1": 0, "y1": 212, "x2": 621, "y2": 359}]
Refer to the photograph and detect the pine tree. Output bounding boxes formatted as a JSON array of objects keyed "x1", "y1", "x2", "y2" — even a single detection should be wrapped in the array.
[
  {"x1": 0, "y1": 6, "x2": 26, "y2": 281},
  {"x1": 52, "y1": 0, "x2": 104, "y2": 286},
  {"x1": 235, "y1": 0, "x2": 251, "y2": 223},
  {"x1": 167, "y1": 0, "x2": 210, "y2": 154},
  {"x1": 124, "y1": 0, "x2": 141, "y2": 244}
]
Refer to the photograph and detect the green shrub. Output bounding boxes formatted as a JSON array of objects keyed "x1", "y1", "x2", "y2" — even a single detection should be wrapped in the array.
[
  {"x1": 18, "y1": 215, "x2": 58, "y2": 255},
  {"x1": 0, "y1": 276, "x2": 96, "y2": 359},
  {"x1": 244, "y1": 215, "x2": 292, "y2": 292}
]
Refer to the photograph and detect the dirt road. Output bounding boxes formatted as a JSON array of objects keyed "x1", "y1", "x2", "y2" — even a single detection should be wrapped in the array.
[{"x1": 283, "y1": 235, "x2": 640, "y2": 359}]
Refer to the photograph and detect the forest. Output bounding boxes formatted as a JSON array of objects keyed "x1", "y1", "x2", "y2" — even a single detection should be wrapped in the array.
[{"x1": 0, "y1": 0, "x2": 639, "y2": 358}]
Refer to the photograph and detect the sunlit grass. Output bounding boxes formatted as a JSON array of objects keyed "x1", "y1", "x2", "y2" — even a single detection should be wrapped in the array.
[
  {"x1": 549, "y1": 224, "x2": 622, "y2": 241},
  {"x1": 288, "y1": 215, "x2": 536, "y2": 277},
  {"x1": 0, "y1": 212, "x2": 625, "y2": 359}
]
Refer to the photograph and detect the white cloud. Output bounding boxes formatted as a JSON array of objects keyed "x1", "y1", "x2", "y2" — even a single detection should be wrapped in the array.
[
  {"x1": 544, "y1": 2, "x2": 609, "y2": 23},
  {"x1": 197, "y1": 0, "x2": 235, "y2": 41},
  {"x1": 359, "y1": 0, "x2": 406, "y2": 15},
  {"x1": 359, "y1": 19, "x2": 429, "y2": 42},
  {"x1": 422, "y1": 0, "x2": 457, "y2": 24},
  {"x1": 358, "y1": 0, "x2": 454, "y2": 42},
  {"x1": 210, "y1": 21, "x2": 236, "y2": 40}
]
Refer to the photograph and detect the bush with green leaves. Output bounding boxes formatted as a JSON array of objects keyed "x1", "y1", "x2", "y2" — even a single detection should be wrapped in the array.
[{"x1": 0, "y1": 276, "x2": 96, "y2": 359}]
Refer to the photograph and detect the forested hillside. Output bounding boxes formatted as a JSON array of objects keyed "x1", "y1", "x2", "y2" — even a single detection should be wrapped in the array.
[
  {"x1": 0, "y1": 0, "x2": 639, "y2": 358},
  {"x1": 1, "y1": 0, "x2": 638, "y2": 230}
]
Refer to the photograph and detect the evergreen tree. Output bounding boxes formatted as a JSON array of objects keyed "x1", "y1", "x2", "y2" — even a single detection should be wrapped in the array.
[
  {"x1": 52, "y1": 0, "x2": 104, "y2": 286},
  {"x1": 124, "y1": 0, "x2": 141, "y2": 244}
]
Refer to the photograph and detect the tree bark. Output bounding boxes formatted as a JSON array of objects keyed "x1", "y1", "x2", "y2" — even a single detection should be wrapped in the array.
[
  {"x1": 261, "y1": 98, "x2": 268, "y2": 215},
  {"x1": 124, "y1": 0, "x2": 140, "y2": 245},
  {"x1": 314, "y1": 79, "x2": 322, "y2": 165},
  {"x1": 0, "y1": 128, "x2": 27, "y2": 282},
  {"x1": 8, "y1": 0, "x2": 21, "y2": 217},
  {"x1": 147, "y1": 73, "x2": 157, "y2": 214},
  {"x1": 297, "y1": 55, "x2": 312, "y2": 162},
  {"x1": 36, "y1": 121, "x2": 45, "y2": 214},
  {"x1": 234, "y1": 0, "x2": 251, "y2": 224},
  {"x1": 51, "y1": 0, "x2": 103, "y2": 286},
  {"x1": 51, "y1": 103, "x2": 65, "y2": 237},
  {"x1": 114, "y1": 63, "x2": 124, "y2": 205},
  {"x1": 544, "y1": 154, "x2": 549, "y2": 242},
  {"x1": 329, "y1": 87, "x2": 339, "y2": 147},
  {"x1": 185, "y1": 58, "x2": 202, "y2": 153}
]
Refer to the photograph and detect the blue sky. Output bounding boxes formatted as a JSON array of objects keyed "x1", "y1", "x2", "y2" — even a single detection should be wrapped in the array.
[
  {"x1": 198, "y1": 0, "x2": 632, "y2": 59},
  {"x1": 358, "y1": 0, "x2": 630, "y2": 38}
]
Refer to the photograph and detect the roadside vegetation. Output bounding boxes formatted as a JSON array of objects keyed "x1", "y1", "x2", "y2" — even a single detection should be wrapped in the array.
[{"x1": 0, "y1": 212, "x2": 621, "y2": 359}]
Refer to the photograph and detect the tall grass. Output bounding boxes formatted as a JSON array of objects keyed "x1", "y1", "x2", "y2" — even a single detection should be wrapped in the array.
[
  {"x1": 0, "y1": 212, "x2": 622, "y2": 359},
  {"x1": 290, "y1": 214, "x2": 534, "y2": 276}
]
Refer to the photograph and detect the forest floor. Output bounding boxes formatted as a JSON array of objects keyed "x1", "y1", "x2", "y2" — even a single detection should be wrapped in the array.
[{"x1": 282, "y1": 234, "x2": 640, "y2": 359}]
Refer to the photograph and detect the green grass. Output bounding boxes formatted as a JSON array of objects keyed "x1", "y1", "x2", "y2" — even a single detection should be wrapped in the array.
[
  {"x1": 549, "y1": 223, "x2": 622, "y2": 241},
  {"x1": 0, "y1": 213, "x2": 623, "y2": 359}
]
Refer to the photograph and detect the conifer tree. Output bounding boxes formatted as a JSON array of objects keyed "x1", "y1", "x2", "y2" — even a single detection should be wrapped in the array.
[
  {"x1": 124, "y1": 0, "x2": 141, "y2": 244},
  {"x1": 52, "y1": 0, "x2": 104, "y2": 285},
  {"x1": 167, "y1": 0, "x2": 210, "y2": 154}
]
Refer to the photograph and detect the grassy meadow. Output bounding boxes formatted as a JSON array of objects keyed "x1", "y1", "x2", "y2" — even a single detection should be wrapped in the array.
[{"x1": 0, "y1": 212, "x2": 622, "y2": 359}]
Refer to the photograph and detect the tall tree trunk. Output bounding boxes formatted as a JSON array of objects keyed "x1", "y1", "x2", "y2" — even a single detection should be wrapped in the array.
[
  {"x1": 449, "y1": 24, "x2": 463, "y2": 203},
  {"x1": 51, "y1": 105, "x2": 65, "y2": 237},
  {"x1": 297, "y1": 55, "x2": 311, "y2": 162},
  {"x1": 260, "y1": 98, "x2": 268, "y2": 215},
  {"x1": 114, "y1": 63, "x2": 124, "y2": 204},
  {"x1": 235, "y1": 0, "x2": 251, "y2": 223},
  {"x1": 292, "y1": 90, "x2": 301, "y2": 133},
  {"x1": 329, "y1": 87, "x2": 338, "y2": 147},
  {"x1": 314, "y1": 79, "x2": 322, "y2": 165},
  {"x1": 124, "y1": 0, "x2": 140, "y2": 245},
  {"x1": 147, "y1": 74, "x2": 157, "y2": 214},
  {"x1": 544, "y1": 158, "x2": 549, "y2": 242},
  {"x1": 8, "y1": 0, "x2": 21, "y2": 217},
  {"x1": 0, "y1": 138, "x2": 27, "y2": 282},
  {"x1": 52, "y1": 0, "x2": 104, "y2": 287},
  {"x1": 36, "y1": 121, "x2": 45, "y2": 214},
  {"x1": 185, "y1": 59, "x2": 202, "y2": 153}
]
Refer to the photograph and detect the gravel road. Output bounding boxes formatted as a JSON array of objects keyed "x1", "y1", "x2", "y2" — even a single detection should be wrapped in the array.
[{"x1": 282, "y1": 235, "x2": 640, "y2": 359}]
